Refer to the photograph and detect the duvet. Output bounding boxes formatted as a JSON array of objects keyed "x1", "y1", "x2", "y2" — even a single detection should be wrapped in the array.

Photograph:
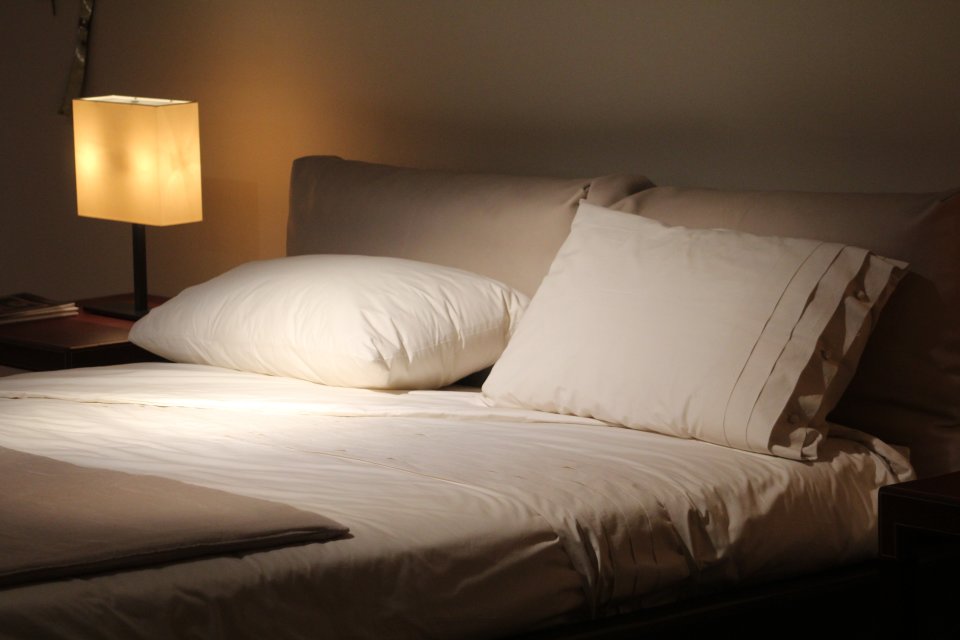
[{"x1": 0, "y1": 363, "x2": 912, "y2": 639}]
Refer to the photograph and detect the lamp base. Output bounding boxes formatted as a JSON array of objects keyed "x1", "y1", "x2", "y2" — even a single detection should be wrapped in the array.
[{"x1": 80, "y1": 294, "x2": 160, "y2": 321}]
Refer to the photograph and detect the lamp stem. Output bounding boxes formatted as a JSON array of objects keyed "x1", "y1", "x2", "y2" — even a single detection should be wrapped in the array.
[{"x1": 132, "y1": 223, "x2": 148, "y2": 315}]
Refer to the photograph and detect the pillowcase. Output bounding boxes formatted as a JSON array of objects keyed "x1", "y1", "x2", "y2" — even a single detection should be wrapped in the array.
[
  {"x1": 130, "y1": 255, "x2": 528, "y2": 389},
  {"x1": 482, "y1": 201, "x2": 906, "y2": 460}
]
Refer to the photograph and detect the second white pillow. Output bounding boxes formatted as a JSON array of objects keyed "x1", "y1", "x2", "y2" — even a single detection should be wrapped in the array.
[{"x1": 482, "y1": 201, "x2": 905, "y2": 460}]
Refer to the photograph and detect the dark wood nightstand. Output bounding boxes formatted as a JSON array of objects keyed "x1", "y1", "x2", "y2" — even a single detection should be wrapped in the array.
[
  {"x1": 879, "y1": 472, "x2": 960, "y2": 639},
  {"x1": 0, "y1": 296, "x2": 167, "y2": 371}
]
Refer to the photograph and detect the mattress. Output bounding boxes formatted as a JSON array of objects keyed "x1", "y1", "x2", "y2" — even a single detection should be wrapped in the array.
[{"x1": 0, "y1": 363, "x2": 912, "y2": 639}]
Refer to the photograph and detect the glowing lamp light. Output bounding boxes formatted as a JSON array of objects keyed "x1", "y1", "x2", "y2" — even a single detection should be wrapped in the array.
[{"x1": 72, "y1": 95, "x2": 202, "y2": 319}]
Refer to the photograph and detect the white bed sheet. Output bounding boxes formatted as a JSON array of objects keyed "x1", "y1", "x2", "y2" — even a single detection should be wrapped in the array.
[{"x1": 0, "y1": 364, "x2": 912, "y2": 639}]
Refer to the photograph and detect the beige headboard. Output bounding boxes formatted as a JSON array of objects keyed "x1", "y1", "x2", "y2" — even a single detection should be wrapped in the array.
[
  {"x1": 286, "y1": 156, "x2": 651, "y2": 297},
  {"x1": 286, "y1": 155, "x2": 960, "y2": 478},
  {"x1": 610, "y1": 186, "x2": 960, "y2": 478}
]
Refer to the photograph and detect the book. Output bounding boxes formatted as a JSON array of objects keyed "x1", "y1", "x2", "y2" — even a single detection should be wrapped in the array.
[{"x1": 0, "y1": 293, "x2": 79, "y2": 325}]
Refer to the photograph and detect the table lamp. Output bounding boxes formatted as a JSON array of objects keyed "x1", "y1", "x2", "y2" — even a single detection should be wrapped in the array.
[{"x1": 72, "y1": 95, "x2": 202, "y2": 320}]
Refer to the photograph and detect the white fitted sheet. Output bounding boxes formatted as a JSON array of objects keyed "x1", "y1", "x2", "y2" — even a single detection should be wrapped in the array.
[{"x1": 0, "y1": 364, "x2": 912, "y2": 639}]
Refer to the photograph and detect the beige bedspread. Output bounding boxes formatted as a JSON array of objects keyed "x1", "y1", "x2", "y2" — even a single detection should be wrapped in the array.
[{"x1": 0, "y1": 446, "x2": 348, "y2": 588}]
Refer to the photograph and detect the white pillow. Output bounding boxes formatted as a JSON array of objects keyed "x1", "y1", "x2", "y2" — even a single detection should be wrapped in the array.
[
  {"x1": 482, "y1": 201, "x2": 906, "y2": 460},
  {"x1": 131, "y1": 255, "x2": 528, "y2": 389}
]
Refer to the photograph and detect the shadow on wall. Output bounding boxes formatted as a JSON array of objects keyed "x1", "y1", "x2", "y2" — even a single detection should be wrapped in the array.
[
  {"x1": 149, "y1": 178, "x2": 260, "y2": 297},
  {"x1": 350, "y1": 105, "x2": 960, "y2": 194}
]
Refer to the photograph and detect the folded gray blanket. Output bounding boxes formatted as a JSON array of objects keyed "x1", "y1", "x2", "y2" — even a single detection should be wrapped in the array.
[{"x1": 0, "y1": 447, "x2": 349, "y2": 588}]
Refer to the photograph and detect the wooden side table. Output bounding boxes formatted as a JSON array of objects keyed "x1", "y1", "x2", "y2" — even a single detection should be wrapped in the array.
[
  {"x1": 879, "y1": 472, "x2": 960, "y2": 639},
  {"x1": 0, "y1": 297, "x2": 167, "y2": 371}
]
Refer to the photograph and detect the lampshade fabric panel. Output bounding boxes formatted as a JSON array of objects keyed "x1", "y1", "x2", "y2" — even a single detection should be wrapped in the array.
[{"x1": 72, "y1": 98, "x2": 202, "y2": 226}]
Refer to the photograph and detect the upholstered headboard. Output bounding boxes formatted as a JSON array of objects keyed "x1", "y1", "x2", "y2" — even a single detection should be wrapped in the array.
[
  {"x1": 286, "y1": 155, "x2": 960, "y2": 477},
  {"x1": 610, "y1": 187, "x2": 960, "y2": 478},
  {"x1": 286, "y1": 156, "x2": 651, "y2": 296}
]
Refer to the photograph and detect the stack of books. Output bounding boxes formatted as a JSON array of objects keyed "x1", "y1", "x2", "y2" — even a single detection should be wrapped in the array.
[{"x1": 0, "y1": 293, "x2": 79, "y2": 325}]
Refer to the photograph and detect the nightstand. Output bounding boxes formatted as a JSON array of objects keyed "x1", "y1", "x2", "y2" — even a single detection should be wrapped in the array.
[
  {"x1": 0, "y1": 297, "x2": 166, "y2": 371},
  {"x1": 879, "y1": 472, "x2": 960, "y2": 639}
]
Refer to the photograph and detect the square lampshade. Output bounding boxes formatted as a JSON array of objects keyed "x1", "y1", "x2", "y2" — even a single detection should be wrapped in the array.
[{"x1": 72, "y1": 95, "x2": 202, "y2": 226}]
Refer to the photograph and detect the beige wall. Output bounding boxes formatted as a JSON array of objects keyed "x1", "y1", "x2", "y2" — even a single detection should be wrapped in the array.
[{"x1": 2, "y1": 0, "x2": 959, "y2": 299}]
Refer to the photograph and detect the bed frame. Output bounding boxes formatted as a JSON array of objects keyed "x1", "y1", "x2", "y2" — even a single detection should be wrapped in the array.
[
  {"x1": 517, "y1": 561, "x2": 884, "y2": 639},
  {"x1": 282, "y1": 155, "x2": 960, "y2": 638}
]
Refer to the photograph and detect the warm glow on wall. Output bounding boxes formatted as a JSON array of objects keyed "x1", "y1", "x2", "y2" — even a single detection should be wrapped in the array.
[{"x1": 73, "y1": 95, "x2": 202, "y2": 226}]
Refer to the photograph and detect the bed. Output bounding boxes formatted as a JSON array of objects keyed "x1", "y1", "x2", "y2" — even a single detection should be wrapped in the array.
[{"x1": 1, "y1": 156, "x2": 958, "y2": 639}]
